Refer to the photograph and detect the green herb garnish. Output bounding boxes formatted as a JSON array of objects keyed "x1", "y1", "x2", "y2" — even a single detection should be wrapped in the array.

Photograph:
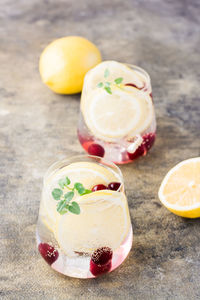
[
  {"x1": 97, "y1": 82, "x2": 103, "y2": 88},
  {"x1": 104, "y1": 68, "x2": 110, "y2": 78},
  {"x1": 97, "y1": 69, "x2": 123, "y2": 94},
  {"x1": 114, "y1": 77, "x2": 123, "y2": 84},
  {"x1": 104, "y1": 86, "x2": 112, "y2": 94},
  {"x1": 51, "y1": 177, "x2": 92, "y2": 215}
]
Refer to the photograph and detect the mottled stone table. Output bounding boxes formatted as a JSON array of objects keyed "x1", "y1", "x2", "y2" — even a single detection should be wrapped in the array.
[{"x1": 1, "y1": 0, "x2": 200, "y2": 299}]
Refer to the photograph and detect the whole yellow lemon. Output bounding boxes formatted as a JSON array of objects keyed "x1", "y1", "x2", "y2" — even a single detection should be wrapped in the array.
[{"x1": 39, "y1": 36, "x2": 102, "y2": 94}]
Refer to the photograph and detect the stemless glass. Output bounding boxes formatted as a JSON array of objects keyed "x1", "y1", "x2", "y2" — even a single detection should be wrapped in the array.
[
  {"x1": 36, "y1": 155, "x2": 133, "y2": 278},
  {"x1": 77, "y1": 63, "x2": 156, "y2": 164}
]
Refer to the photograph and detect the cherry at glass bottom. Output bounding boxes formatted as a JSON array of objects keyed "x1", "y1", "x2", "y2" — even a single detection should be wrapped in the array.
[
  {"x1": 78, "y1": 130, "x2": 156, "y2": 164},
  {"x1": 36, "y1": 219, "x2": 133, "y2": 279}
]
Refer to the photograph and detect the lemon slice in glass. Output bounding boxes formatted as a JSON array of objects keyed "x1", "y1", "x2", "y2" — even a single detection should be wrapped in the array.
[
  {"x1": 56, "y1": 190, "x2": 131, "y2": 255},
  {"x1": 81, "y1": 61, "x2": 153, "y2": 142},
  {"x1": 81, "y1": 86, "x2": 153, "y2": 142},
  {"x1": 40, "y1": 162, "x2": 120, "y2": 232}
]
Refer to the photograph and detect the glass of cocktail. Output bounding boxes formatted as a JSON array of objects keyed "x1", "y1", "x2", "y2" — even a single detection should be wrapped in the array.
[
  {"x1": 77, "y1": 61, "x2": 156, "y2": 164},
  {"x1": 36, "y1": 155, "x2": 132, "y2": 278}
]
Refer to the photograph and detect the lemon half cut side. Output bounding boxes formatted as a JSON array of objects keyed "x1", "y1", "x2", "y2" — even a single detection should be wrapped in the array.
[{"x1": 158, "y1": 157, "x2": 200, "y2": 218}]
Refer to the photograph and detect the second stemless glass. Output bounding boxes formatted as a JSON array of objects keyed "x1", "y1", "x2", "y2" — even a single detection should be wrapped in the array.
[
  {"x1": 36, "y1": 155, "x2": 133, "y2": 278},
  {"x1": 77, "y1": 62, "x2": 156, "y2": 164}
]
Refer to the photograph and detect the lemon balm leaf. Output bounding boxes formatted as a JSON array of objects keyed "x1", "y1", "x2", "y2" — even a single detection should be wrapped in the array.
[
  {"x1": 74, "y1": 182, "x2": 85, "y2": 195},
  {"x1": 104, "y1": 68, "x2": 110, "y2": 78},
  {"x1": 52, "y1": 188, "x2": 63, "y2": 200},
  {"x1": 104, "y1": 86, "x2": 112, "y2": 94},
  {"x1": 64, "y1": 191, "x2": 74, "y2": 203},
  {"x1": 59, "y1": 207, "x2": 69, "y2": 215},
  {"x1": 58, "y1": 179, "x2": 65, "y2": 189},
  {"x1": 52, "y1": 177, "x2": 92, "y2": 215},
  {"x1": 115, "y1": 77, "x2": 123, "y2": 84},
  {"x1": 58, "y1": 176, "x2": 70, "y2": 188},
  {"x1": 65, "y1": 176, "x2": 71, "y2": 185},
  {"x1": 57, "y1": 199, "x2": 67, "y2": 212},
  {"x1": 97, "y1": 82, "x2": 103, "y2": 88},
  {"x1": 69, "y1": 202, "x2": 81, "y2": 215},
  {"x1": 81, "y1": 189, "x2": 92, "y2": 195}
]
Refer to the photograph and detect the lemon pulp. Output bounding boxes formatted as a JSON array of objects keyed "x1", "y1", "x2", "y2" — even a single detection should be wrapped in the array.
[{"x1": 158, "y1": 157, "x2": 200, "y2": 218}]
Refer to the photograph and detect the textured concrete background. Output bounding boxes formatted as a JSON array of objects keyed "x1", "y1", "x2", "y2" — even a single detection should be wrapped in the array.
[{"x1": 0, "y1": 0, "x2": 200, "y2": 299}]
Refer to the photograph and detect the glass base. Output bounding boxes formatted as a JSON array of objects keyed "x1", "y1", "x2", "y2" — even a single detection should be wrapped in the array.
[
  {"x1": 77, "y1": 109, "x2": 156, "y2": 164},
  {"x1": 36, "y1": 219, "x2": 133, "y2": 279}
]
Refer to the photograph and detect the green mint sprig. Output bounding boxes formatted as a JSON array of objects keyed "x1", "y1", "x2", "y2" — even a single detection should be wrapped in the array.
[
  {"x1": 51, "y1": 177, "x2": 92, "y2": 215},
  {"x1": 97, "y1": 68, "x2": 123, "y2": 94}
]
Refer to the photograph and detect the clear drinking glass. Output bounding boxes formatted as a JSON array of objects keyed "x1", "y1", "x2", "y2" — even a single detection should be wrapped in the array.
[
  {"x1": 36, "y1": 155, "x2": 133, "y2": 278},
  {"x1": 77, "y1": 62, "x2": 156, "y2": 164}
]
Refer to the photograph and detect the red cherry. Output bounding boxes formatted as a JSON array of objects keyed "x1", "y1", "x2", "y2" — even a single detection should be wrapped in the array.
[
  {"x1": 128, "y1": 133, "x2": 156, "y2": 160},
  {"x1": 145, "y1": 132, "x2": 156, "y2": 150},
  {"x1": 38, "y1": 243, "x2": 59, "y2": 265},
  {"x1": 128, "y1": 143, "x2": 145, "y2": 160},
  {"x1": 90, "y1": 247, "x2": 113, "y2": 276},
  {"x1": 88, "y1": 144, "x2": 105, "y2": 157},
  {"x1": 92, "y1": 184, "x2": 107, "y2": 192},
  {"x1": 125, "y1": 83, "x2": 142, "y2": 90},
  {"x1": 149, "y1": 92, "x2": 154, "y2": 102},
  {"x1": 108, "y1": 182, "x2": 121, "y2": 191}
]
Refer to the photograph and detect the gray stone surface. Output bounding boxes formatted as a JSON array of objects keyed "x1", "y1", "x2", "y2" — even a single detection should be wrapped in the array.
[{"x1": 0, "y1": 0, "x2": 200, "y2": 299}]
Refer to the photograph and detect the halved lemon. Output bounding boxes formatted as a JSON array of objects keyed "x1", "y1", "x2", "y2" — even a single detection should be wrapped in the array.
[
  {"x1": 56, "y1": 190, "x2": 131, "y2": 255},
  {"x1": 158, "y1": 157, "x2": 200, "y2": 218},
  {"x1": 40, "y1": 162, "x2": 120, "y2": 232}
]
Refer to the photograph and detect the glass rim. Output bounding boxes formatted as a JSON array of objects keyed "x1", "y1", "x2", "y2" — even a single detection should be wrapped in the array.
[
  {"x1": 84, "y1": 61, "x2": 151, "y2": 89},
  {"x1": 43, "y1": 154, "x2": 124, "y2": 192},
  {"x1": 125, "y1": 63, "x2": 151, "y2": 87}
]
